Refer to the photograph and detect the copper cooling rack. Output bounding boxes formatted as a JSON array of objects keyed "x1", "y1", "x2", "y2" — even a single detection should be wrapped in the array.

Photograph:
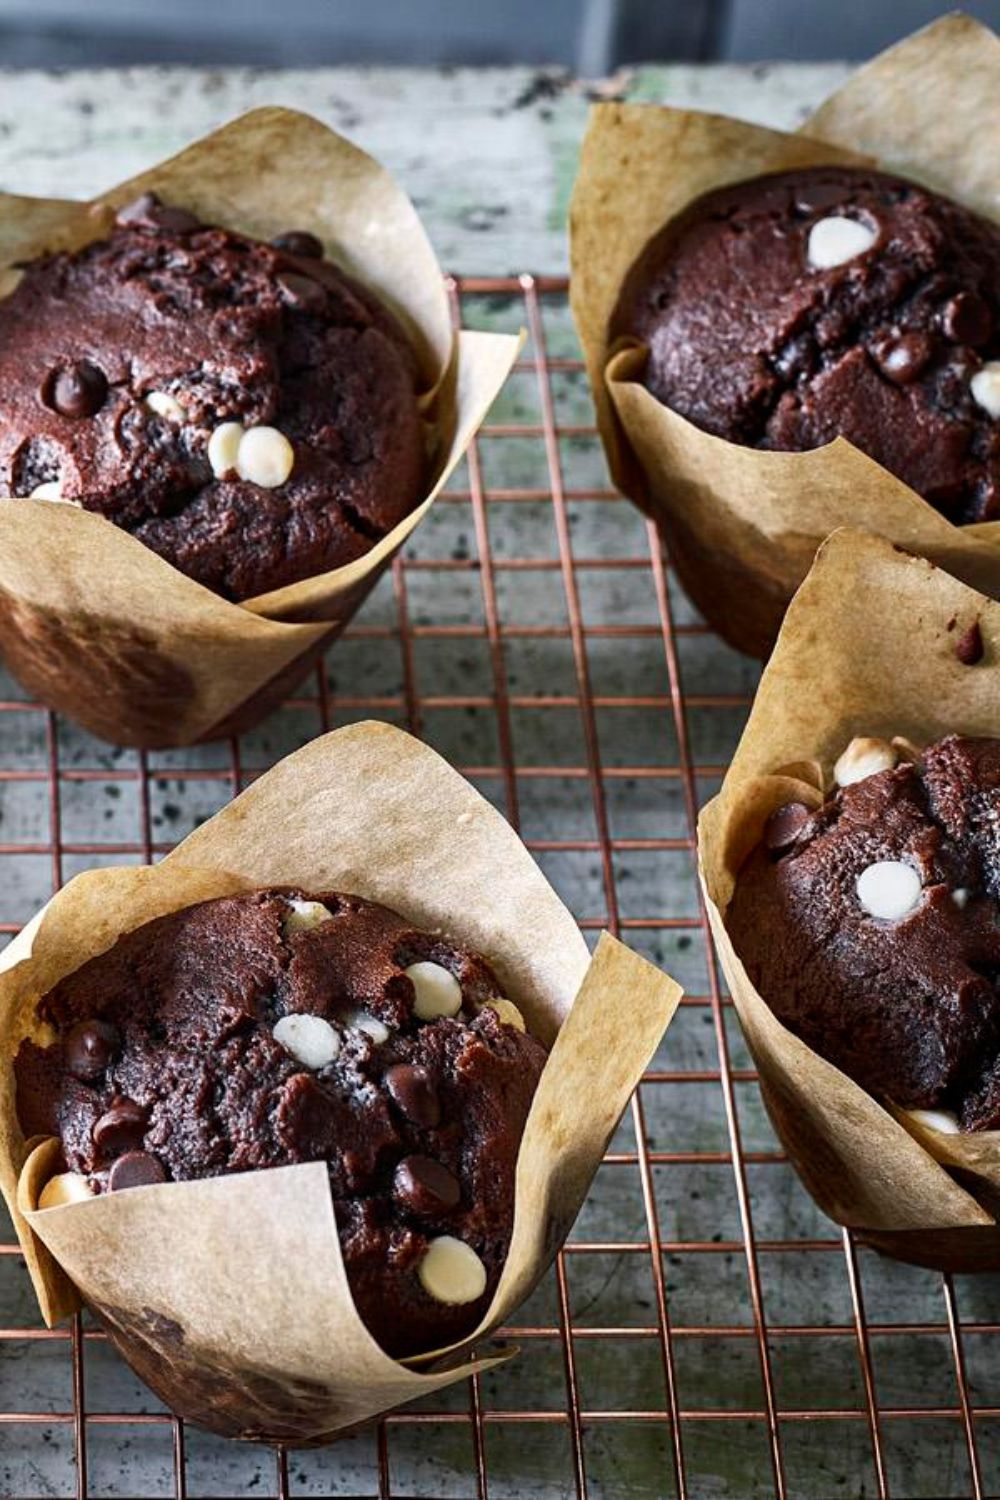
[{"x1": 0, "y1": 276, "x2": 997, "y2": 1500}]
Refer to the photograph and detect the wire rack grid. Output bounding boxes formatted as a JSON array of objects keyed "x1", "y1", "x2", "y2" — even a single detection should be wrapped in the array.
[{"x1": 0, "y1": 275, "x2": 997, "y2": 1500}]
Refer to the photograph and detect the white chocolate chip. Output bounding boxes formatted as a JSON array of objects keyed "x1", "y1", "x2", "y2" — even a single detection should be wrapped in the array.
[
  {"x1": 483, "y1": 997, "x2": 526, "y2": 1032},
  {"x1": 345, "y1": 1010, "x2": 390, "y2": 1045},
  {"x1": 38, "y1": 1171, "x2": 94, "y2": 1210},
  {"x1": 273, "y1": 1013, "x2": 340, "y2": 1069},
  {"x1": 29, "y1": 483, "x2": 81, "y2": 508},
  {"x1": 145, "y1": 390, "x2": 186, "y2": 423},
  {"x1": 207, "y1": 421, "x2": 245, "y2": 478},
  {"x1": 904, "y1": 1107, "x2": 961, "y2": 1136},
  {"x1": 417, "y1": 1236, "x2": 488, "y2": 1305},
  {"x1": 807, "y1": 216, "x2": 877, "y2": 270},
  {"x1": 856, "y1": 860, "x2": 923, "y2": 921},
  {"x1": 970, "y1": 362, "x2": 1000, "y2": 419},
  {"x1": 406, "y1": 961, "x2": 463, "y2": 1021},
  {"x1": 236, "y1": 425, "x2": 294, "y2": 488},
  {"x1": 952, "y1": 888, "x2": 970, "y2": 910},
  {"x1": 283, "y1": 899, "x2": 334, "y2": 935},
  {"x1": 834, "y1": 736, "x2": 897, "y2": 788}
]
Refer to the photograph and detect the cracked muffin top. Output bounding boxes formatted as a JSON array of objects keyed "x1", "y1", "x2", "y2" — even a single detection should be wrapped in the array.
[
  {"x1": 727, "y1": 734, "x2": 1000, "y2": 1133},
  {"x1": 0, "y1": 193, "x2": 426, "y2": 600},
  {"x1": 15, "y1": 887, "x2": 546, "y2": 1359},
  {"x1": 611, "y1": 166, "x2": 1000, "y2": 524}
]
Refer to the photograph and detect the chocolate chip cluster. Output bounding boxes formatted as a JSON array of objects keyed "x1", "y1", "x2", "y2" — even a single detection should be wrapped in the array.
[
  {"x1": 17, "y1": 888, "x2": 547, "y2": 1356},
  {"x1": 729, "y1": 733, "x2": 1000, "y2": 1133},
  {"x1": 0, "y1": 190, "x2": 425, "y2": 598},
  {"x1": 612, "y1": 165, "x2": 1000, "y2": 523}
]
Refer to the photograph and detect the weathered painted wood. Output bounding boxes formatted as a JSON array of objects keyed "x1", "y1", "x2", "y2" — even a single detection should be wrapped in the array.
[
  {"x1": 0, "y1": 64, "x2": 850, "y2": 273},
  {"x1": 0, "y1": 62, "x2": 994, "y2": 1500}
]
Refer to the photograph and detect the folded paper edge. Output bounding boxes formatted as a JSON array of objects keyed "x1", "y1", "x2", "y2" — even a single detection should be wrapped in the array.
[
  {"x1": 570, "y1": 32, "x2": 1000, "y2": 552},
  {"x1": 0, "y1": 109, "x2": 523, "y2": 744},
  {"x1": 2, "y1": 751, "x2": 683, "y2": 1425},
  {"x1": 602, "y1": 353, "x2": 992, "y2": 549},
  {"x1": 240, "y1": 328, "x2": 525, "y2": 620},
  {"x1": 408, "y1": 930, "x2": 684, "y2": 1365},
  {"x1": 695, "y1": 529, "x2": 1000, "y2": 1237},
  {"x1": 0, "y1": 722, "x2": 580, "y2": 1329}
]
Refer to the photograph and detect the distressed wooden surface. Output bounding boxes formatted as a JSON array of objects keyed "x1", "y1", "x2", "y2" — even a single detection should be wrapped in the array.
[
  {"x1": 0, "y1": 63, "x2": 850, "y2": 273},
  {"x1": 0, "y1": 63, "x2": 996, "y2": 1500}
]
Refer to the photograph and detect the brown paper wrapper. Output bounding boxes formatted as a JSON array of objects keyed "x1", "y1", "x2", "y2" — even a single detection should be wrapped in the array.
[
  {"x1": 0, "y1": 721, "x2": 680, "y2": 1442},
  {"x1": 698, "y1": 527, "x2": 1000, "y2": 1272},
  {"x1": 569, "y1": 15, "x2": 1000, "y2": 657},
  {"x1": 0, "y1": 109, "x2": 520, "y2": 747}
]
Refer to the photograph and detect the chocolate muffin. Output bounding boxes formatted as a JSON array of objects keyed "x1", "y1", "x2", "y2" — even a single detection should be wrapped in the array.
[
  {"x1": 727, "y1": 733, "x2": 1000, "y2": 1132},
  {"x1": 0, "y1": 194, "x2": 425, "y2": 599},
  {"x1": 612, "y1": 166, "x2": 1000, "y2": 524},
  {"x1": 15, "y1": 888, "x2": 546, "y2": 1359}
]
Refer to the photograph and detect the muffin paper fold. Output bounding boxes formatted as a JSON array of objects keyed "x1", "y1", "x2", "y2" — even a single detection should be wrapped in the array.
[
  {"x1": 570, "y1": 15, "x2": 1000, "y2": 658},
  {"x1": 0, "y1": 108, "x2": 520, "y2": 748},
  {"x1": 0, "y1": 721, "x2": 680, "y2": 1443},
  {"x1": 699, "y1": 528, "x2": 1000, "y2": 1273}
]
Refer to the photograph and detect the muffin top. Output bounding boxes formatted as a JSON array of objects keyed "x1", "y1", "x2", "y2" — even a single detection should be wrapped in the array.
[
  {"x1": 611, "y1": 166, "x2": 1000, "y2": 524},
  {"x1": 727, "y1": 734, "x2": 1000, "y2": 1131},
  {"x1": 0, "y1": 193, "x2": 426, "y2": 600},
  {"x1": 15, "y1": 887, "x2": 546, "y2": 1359}
]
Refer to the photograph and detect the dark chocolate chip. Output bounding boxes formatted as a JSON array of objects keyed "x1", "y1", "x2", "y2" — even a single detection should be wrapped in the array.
[
  {"x1": 385, "y1": 1064, "x2": 441, "y2": 1128},
  {"x1": 108, "y1": 1150, "x2": 166, "y2": 1192},
  {"x1": 277, "y1": 271, "x2": 327, "y2": 314},
  {"x1": 870, "y1": 332, "x2": 932, "y2": 385},
  {"x1": 92, "y1": 1097, "x2": 148, "y2": 1160},
  {"x1": 764, "y1": 802, "x2": 812, "y2": 853},
  {"x1": 271, "y1": 230, "x2": 324, "y2": 259},
  {"x1": 393, "y1": 1154, "x2": 461, "y2": 1216},
  {"x1": 277, "y1": 1072, "x2": 337, "y2": 1152},
  {"x1": 956, "y1": 621, "x2": 984, "y2": 665},
  {"x1": 45, "y1": 361, "x2": 108, "y2": 420},
  {"x1": 65, "y1": 1019, "x2": 120, "y2": 1082},
  {"x1": 116, "y1": 192, "x2": 199, "y2": 234},
  {"x1": 941, "y1": 292, "x2": 992, "y2": 348}
]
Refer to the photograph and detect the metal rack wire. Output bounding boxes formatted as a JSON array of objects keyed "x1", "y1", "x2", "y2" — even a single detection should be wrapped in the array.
[{"x1": 0, "y1": 275, "x2": 996, "y2": 1499}]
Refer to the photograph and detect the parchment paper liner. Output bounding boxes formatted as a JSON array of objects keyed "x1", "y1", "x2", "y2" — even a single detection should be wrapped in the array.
[
  {"x1": 0, "y1": 720, "x2": 680, "y2": 1443},
  {"x1": 569, "y1": 15, "x2": 1000, "y2": 658},
  {"x1": 0, "y1": 108, "x2": 520, "y2": 747},
  {"x1": 698, "y1": 528, "x2": 1000, "y2": 1272}
]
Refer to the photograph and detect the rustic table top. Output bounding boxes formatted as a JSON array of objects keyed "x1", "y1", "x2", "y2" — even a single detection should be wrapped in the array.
[
  {"x1": 0, "y1": 62, "x2": 995, "y2": 1500},
  {"x1": 0, "y1": 62, "x2": 851, "y2": 273}
]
